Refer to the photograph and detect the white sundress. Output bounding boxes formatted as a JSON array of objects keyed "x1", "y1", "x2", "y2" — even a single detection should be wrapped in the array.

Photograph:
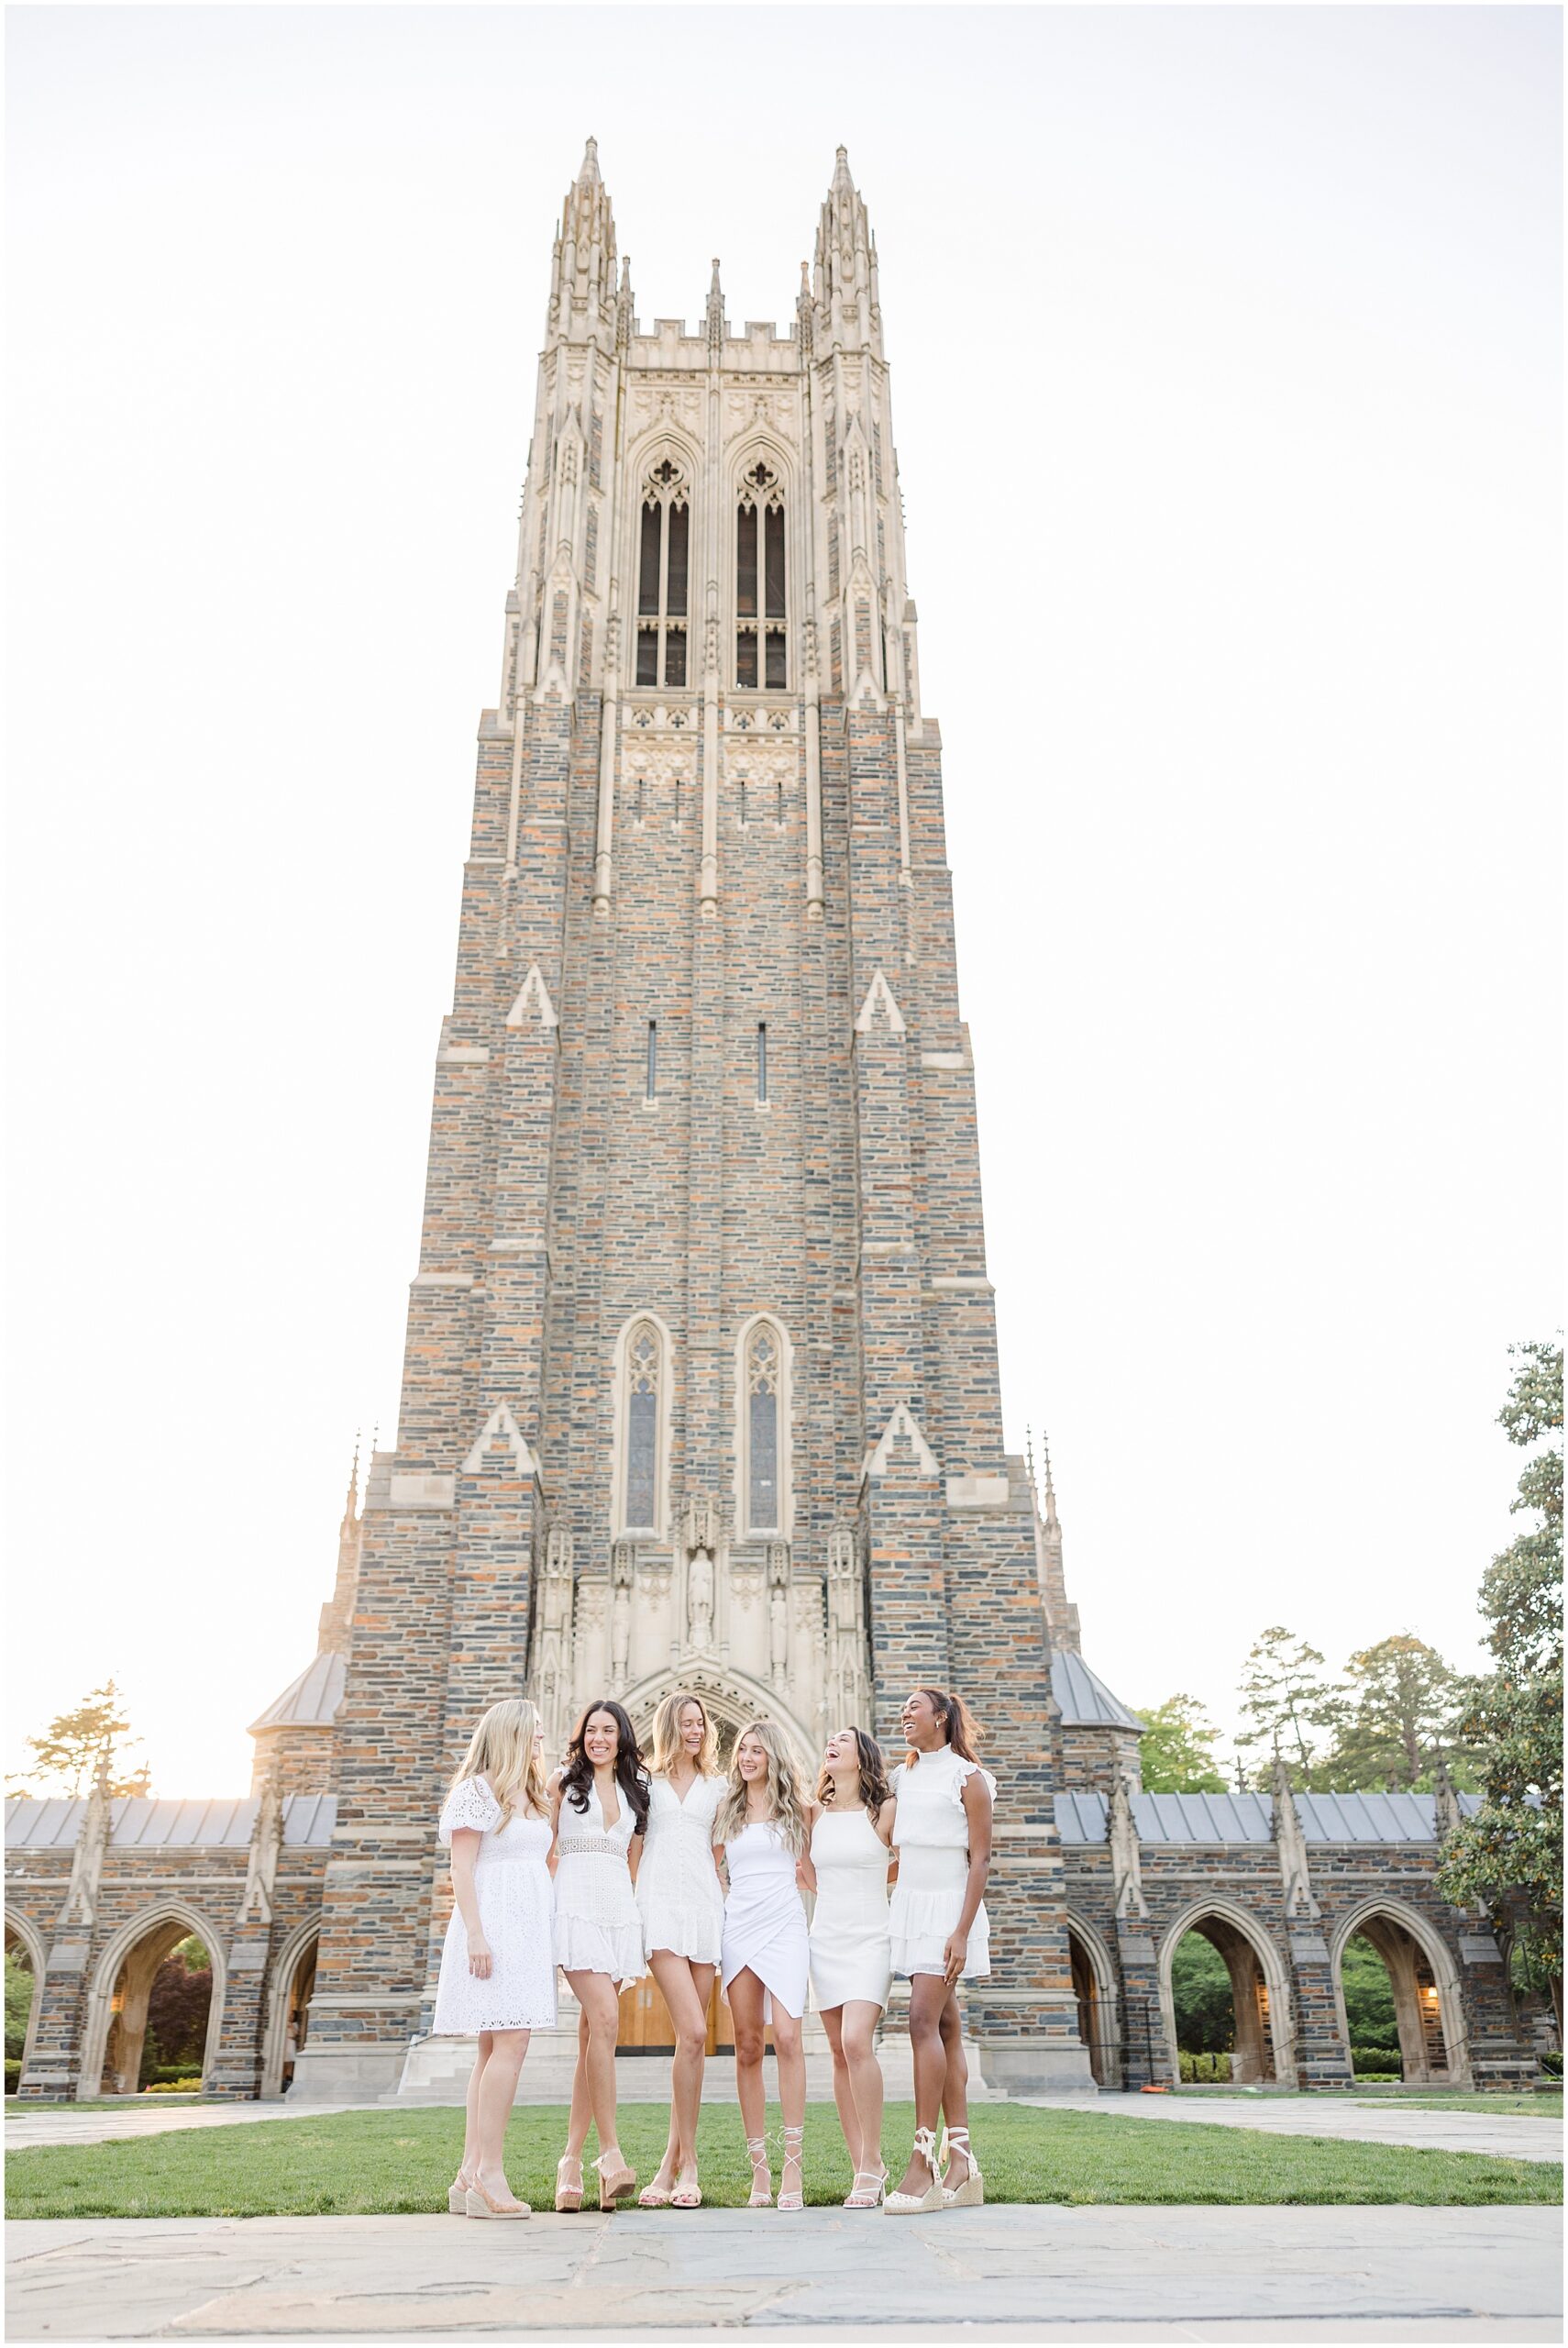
[
  {"x1": 636, "y1": 1773, "x2": 725, "y2": 1964},
  {"x1": 432, "y1": 1774, "x2": 558, "y2": 2033},
  {"x1": 721, "y1": 1819, "x2": 810, "y2": 2022},
  {"x1": 553, "y1": 1779, "x2": 646, "y2": 1990},
  {"x1": 809, "y1": 1804, "x2": 893, "y2": 2011},
  {"x1": 889, "y1": 1747, "x2": 996, "y2": 1982}
]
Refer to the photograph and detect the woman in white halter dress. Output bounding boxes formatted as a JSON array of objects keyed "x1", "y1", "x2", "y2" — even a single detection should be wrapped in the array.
[
  {"x1": 885, "y1": 1687, "x2": 994, "y2": 2219},
  {"x1": 634, "y1": 1691, "x2": 726, "y2": 2210},
  {"x1": 809, "y1": 1727, "x2": 896, "y2": 2208},
  {"x1": 714, "y1": 1721, "x2": 814, "y2": 2211}
]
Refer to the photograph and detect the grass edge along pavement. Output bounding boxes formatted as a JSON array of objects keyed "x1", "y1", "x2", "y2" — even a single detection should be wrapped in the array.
[{"x1": 6, "y1": 2101, "x2": 1560, "y2": 2221}]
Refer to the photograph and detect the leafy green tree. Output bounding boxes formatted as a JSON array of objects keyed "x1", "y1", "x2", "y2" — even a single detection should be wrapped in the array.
[
  {"x1": 1438, "y1": 1342, "x2": 1562, "y2": 2027},
  {"x1": 1235, "y1": 1626, "x2": 1348, "y2": 1789},
  {"x1": 5, "y1": 1951, "x2": 35, "y2": 2063},
  {"x1": 1134, "y1": 1694, "x2": 1228, "y2": 1793},
  {"x1": 1170, "y1": 1933, "x2": 1234, "y2": 2054},
  {"x1": 139, "y1": 1939, "x2": 212, "y2": 2084},
  {"x1": 1328, "y1": 1634, "x2": 1474, "y2": 1792},
  {"x1": 1341, "y1": 1935, "x2": 1400, "y2": 2060},
  {"x1": 19, "y1": 1679, "x2": 149, "y2": 1800}
]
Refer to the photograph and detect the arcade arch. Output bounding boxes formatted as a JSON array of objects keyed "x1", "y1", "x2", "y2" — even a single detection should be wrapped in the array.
[
  {"x1": 1332, "y1": 1899, "x2": 1467, "y2": 2086},
  {"x1": 1159, "y1": 1899, "x2": 1296, "y2": 2087},
  {"x1": 79, "y1": 1902, "x2": 226, "y2": 2099}
]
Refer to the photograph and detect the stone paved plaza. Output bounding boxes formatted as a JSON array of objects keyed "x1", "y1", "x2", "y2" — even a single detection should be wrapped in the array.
[{"x1": 6, "y1": 2207, "x2": 1562, "y2": 2341}]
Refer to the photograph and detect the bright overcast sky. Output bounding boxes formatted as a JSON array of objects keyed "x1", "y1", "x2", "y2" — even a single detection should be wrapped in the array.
[{"x1": 6, "y1": 6, "x2": 1562, "y2": 1795}]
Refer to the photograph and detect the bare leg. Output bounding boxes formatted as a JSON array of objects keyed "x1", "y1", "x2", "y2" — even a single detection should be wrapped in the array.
[
  {"x1": 649, "y1": 1951, "x2": 712, "y2": 2191},
  {"x1": 822, "y1": 2007, "x2": 862, "y2": 2174},
  {"x1": 894, "y1": 1974, "x2": 947, "y2": 2199},
  {"x1": 726, "y1": 1968, "x2": 773, "y2": 2203},
  {"x1": 564, "y1": 1971, "x2": 626, "y2": 2172},
  {"x1": 563, "y1": 2003, "x2": 593, "y2": 2163},
  {"x1": 458, "y1": 2032, "x2": 491, "y2": 2186},
  {"x1": 937, "y1": 1988, "x2": 972, "y2": 2187},
  {"x1": 473, "y1": 2028, "x2": 529, "y2": 2199},
  {"x1": 842, "y1": 1999, "x2": 886, "y2": 2179},
  {"x1": 772, "y1": 2007, "x2": 806, "y2": 2205}
]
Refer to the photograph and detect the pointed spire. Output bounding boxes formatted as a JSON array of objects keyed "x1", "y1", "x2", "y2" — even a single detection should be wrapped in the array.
[
  {"x1": 1041, "y1": 1429, "x2": 1060, "y2": 1531},
  {"x1": 577, "y1": 135, "x2": 601, "y2": 185},
  {"x1": 706, "y1": 256, "x2": 724, "y2": 360},
  {"x1": 547, "y1": 138, "x2": 618, "y2": 348},
  {"x1": 832, "y1": 143, "x2": 856, "y2": 195},
  {"x1": 813, "y1": 146, "x2": 881, "y2": 356}
]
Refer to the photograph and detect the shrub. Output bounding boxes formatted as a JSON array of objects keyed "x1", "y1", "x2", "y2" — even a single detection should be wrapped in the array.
[
  {"x1": 1540, "y1": 2050, "x2": 1562, "y2": 2078},
  {"x1": 6, "y1": 2058, "x2": 19, "y2": 2094},
  {"x1": 1178, "y1": 2050, "x2": 1232, "y2": 2083},
  {"x1": 1353, "y1": 2045, "x2": 1404, "y2": 2076},
  {"x1": 144, "y1": 2077, "x2": 203, "y2": 2095},
  {"x1": 145, "y1": 2065, "x2": 203, "y2": 2087}
]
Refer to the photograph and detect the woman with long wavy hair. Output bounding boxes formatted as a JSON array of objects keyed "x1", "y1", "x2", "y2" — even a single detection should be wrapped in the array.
[
  {"x1": 635, "y1": 1690, "x2": 726, "y2": 2209},
  {"x1": 883, "y1": 1686, "x2": 994, "y2": 2217},
  {"x1": 549, "y1": 1698, "x2": 650, "y2": 2211},
  {"x1": 811, "y1": 1725, "x2": 896, "y2": 2207},
  {"x1": 713, "y1": 1719, "x2": 815, "y2": 2211},
  {"x1": 432, "y1": 1697, "x2": 556, "y2": 2218}
]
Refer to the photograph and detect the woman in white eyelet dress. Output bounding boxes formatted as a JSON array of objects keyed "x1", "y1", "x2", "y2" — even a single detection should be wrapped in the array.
[
  {"x1": 634, "y1": 1691, "x2": 726, "y2": 2209},
  {"x1": 432, "y1": 1698, "x2": 557, "y2": 2220}
]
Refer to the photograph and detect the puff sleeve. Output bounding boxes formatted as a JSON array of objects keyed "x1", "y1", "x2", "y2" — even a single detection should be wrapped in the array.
[{"x1": 438, "y1": 1773, "x2": 502, "y2": 1844}]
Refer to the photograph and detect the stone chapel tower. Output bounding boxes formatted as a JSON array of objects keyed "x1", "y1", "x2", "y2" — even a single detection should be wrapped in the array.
[{"x1": 296, "y1": 143, "x2": 1091, "y2": 2096}]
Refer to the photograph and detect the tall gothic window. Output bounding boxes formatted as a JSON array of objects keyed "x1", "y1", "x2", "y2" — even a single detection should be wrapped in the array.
[
  {"x1": 624, "y1": 1319, "x2": 663, "y2": 1532},
  {"x1": 745, "y1": 1323, "x2": 781, "y2": 1533},
  {"x1": 635, "y1": 458, "x2": 690, "y2": 690},
  {"x1": 735, "y1": 460, "x2": 786, "y2": 690}
]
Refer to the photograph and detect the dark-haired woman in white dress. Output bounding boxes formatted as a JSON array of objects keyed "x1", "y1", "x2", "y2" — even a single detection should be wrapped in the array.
[{"x1": 810, "y1": 1726, "x2": 896, "y2": 2207}]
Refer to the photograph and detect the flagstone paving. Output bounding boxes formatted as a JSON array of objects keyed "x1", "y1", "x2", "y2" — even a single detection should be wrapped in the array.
[{"x1": 1021, "y1": 2092, "x2": 1564, "y2": 2165}]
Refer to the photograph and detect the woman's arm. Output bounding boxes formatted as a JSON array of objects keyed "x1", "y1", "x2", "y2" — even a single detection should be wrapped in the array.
[
  {"x1": 873, "y1": 1795, "x2": 897, "y2": 1848},
  {"x1": 943, "y1": 1773, "x2": 994, "y2": 1985},
  {"x1": 447, "y1": 1830, "x2": 491, "y2": 1977}
]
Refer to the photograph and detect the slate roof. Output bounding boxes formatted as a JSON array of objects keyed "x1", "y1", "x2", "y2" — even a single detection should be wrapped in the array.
[
  {"x1": 1054, "y1": 1789, "x2": 1484, "y2": 1845},
  {"x1": 248, "y1": 1652, "x2": 346, "y2": 1735},
  {"x1": 4, "y1": 1794, "x2": 337, "y2": 1851},
  {"x1": 1050, "y1": 1652, "x2": 1144, "y2": 1731}
]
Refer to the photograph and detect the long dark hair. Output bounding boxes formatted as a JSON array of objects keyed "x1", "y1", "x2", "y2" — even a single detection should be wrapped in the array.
[
  {"x1": 560, "y1": 1698, "x2": 650, "y2": 1836},
  {"x1": 817, "y1": 1726, "x2": 891, "y2": 1813},
  {"x1": 917, "y1": 1687, "x2": 981, "y2": 1764}
]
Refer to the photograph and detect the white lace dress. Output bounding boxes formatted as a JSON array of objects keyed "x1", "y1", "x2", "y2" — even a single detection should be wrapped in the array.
[
  {"x1": 553, "y1": 1780, "x2": 646, "y2": 1989},
  {"x1": 636, "y1": 1773, "x2": 724, "y2": 1963},
  {"x1": 889, "y1": 1747, "x2": 996, "y2": 1981},
  {"x1": 432, "y1": 1774, "x2": 558, "y2": 2033}
]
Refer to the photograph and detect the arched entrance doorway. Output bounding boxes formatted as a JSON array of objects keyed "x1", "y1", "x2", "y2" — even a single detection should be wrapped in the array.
[
  {"x1": 1333, "y1": 1902, "x2": 1465, "y2": 2086},
  {"x1": 6, "y1": 1919, "x2": 44, "y2": 2094},
  {"x1": 1066, "y1": 1919, "x2": 1119, "y2": 2088},
  {"x1": 1161, "y1": 1904, "x2": 1293, "y2": 2086},
  {"x1": 81, "y1": 1905, "x2": 225, "y2": 2099},
  {"x1": 260, "y1": 1927, "x2": 320, "y2": 2097}
]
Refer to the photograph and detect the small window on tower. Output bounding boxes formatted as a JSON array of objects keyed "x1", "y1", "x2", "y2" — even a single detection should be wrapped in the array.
[
  {"x1": 646, "y1": 1019, "x2": 657, "y2": 1102},
  {"x1": 765, "y1": 629, "x2": 788, "y2": 690},
  {"x1": 663, "y1": 626, "x2": 687, "y2": 689},
  {"x1": 636, "y1": 627, "x2": 659, "y2": 687},
  {"x1": 735, "y1": 630, "x2": 758, "y2": 690},
  {"x1": 638, "y1": 503, "x2": 662, "y2": 617},
  {"x1": 756, "y1": 1022, "x2": 767, "y2": 1102},
  {"x1": 666, "y1": 502, "x2": 690, "y2": 617},
  {"x1": 634, "y1": 458, "x2": 690, "y2": 690},
  {"x1": 735, "y1": 460, "x2": 785, "y2": 688}
]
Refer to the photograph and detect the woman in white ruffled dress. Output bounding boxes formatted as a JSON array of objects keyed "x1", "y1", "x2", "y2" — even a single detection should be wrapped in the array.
[
  {"x1": 715, "y1": 1720, "x2": 815, "y2": 2211},
  {"x1": 635, "y1": 1690, "x2": 726, "y2": 2210},
  {"x1": 884, "y1": 1687, "x2": 994, "y2": 2217},
  {"x1": 432, "y1": 1697, "x2": 557, "y2": 2219},
  {"x1": 548, "y1": 1698, "x2": 649, "y2": 2211},
  {"x1": 810, "y1": 1726, "x2": 896, "y2": 2208}
]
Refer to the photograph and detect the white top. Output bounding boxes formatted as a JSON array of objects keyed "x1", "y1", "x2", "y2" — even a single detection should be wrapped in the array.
[
  {"x1": 809, "y1": 1804, "x2": 893, "y2": 2011},
  {"x1": 720, "y1": 1817, "x2": 810, "y2": 2021},
  {"x1": 431, "y1": 1774, "x2": 558, "y2": 2034},
  {"x1": 553, "y1": 1778, "x2": 646, "y2": 1989},
  {"x1": 636, "y1": 1772, "x2": 725, "y2": 1963},
  {"x1": 889, "y1": 1746, "x2": 996, "y2": 1982}
]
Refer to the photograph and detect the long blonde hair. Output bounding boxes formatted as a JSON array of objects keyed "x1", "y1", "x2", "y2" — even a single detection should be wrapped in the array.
[
  {"x1": 714, "y1": 1718, "x2": 812, "y2": 1856},
  {"x1": 648, "y1": 1689, "x2": 720, "y2": 1779},
  {"x1": 448, "y1": 1698, "x2": 549, "y2": 1822}
]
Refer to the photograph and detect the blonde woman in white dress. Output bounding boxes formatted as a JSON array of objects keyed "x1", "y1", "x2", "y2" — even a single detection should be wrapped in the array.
[
  {"x1": 635, "y1": 1690, "x2": 725, "y2": 2210},
  {"x1": 714, "y1": 1720, "x2": 814, "y2": 2211},
  {"x1": 548, "y1": 1698, "x2": 649, "y2": 2212},
  {"x1": 810, "y1": 1725, "x2": 896, "y2": 2209},
  {"x1": 433, "y1": 1698, "x2": 557, "y2": 2219},
  {"x1": 884, "y1": 1686, "x2": 994, "y2": 2217}
]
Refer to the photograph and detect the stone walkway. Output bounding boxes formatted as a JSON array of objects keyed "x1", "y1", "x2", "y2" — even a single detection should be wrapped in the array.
[
  {"x1": 4, "y1": 2101, "x2": 370, "y2": 2153},
  {"x1": 6, "y1": 2208, "x2": 1562, "y2": 2339},
  {"x1": 1024, "y1": 2092, "x2": 1565, "y2": 2165}
]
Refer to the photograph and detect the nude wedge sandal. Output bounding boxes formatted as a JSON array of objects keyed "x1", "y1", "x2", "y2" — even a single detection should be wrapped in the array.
[
  {"x1": 939, "y1": 2124, "x2": 983, "y2": 2209},
  {"x1": 883, "y1": 2126, "x2": 943, "y2": 2215}
]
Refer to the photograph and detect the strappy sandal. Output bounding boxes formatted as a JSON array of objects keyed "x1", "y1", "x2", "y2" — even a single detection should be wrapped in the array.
[
  {"x1": 778, "y1": 2123, "x2": 805, "y2": 2211},
  {"x1": 939, "y1": 2124, "x2": 984, "y2": 2210},
  {"x1": 884, "y1": 2125, "x2": 943, "y2": 2215},
  {"x1": 638, "y1": 2173, "x2": 675, "y2": 2209},
  {"x1": 844, "y1": 2166, "x2": 884, "y2": 2209},
  {"x1": 554, "y1": 2154, "x2": 584, "y2": 2213},
  {"x1": 465, "y1": 2177, "x2": 531, "y2": 2219},
  {"x1": 671, "y1": 2167, "x2": 702, "y2": 2209},
  {"x1": 745, "y1": 2134, "x2": 773, "y2": 2209},
  {"x1": 593, "y1": 2150, "x2": 638, "y2": 2210}
]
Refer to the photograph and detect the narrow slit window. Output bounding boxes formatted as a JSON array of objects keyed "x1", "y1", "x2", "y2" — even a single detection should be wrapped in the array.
[
  {"x1": 666, "y1": 503, "x2": 689, "y2": 615},
  {"x1": 735, "y1": 460, "x2": 785, "y2": 688},
  {"x1": 664, "y1": 626, "x2": 687, "y2": 688},
  {"x1": 638, "y1": 503, "x2": 662, "y2": 616},
  {"x1": 756, "y1": 1022, "x2": 767, "y2": 1102},
  {"x1": 735, "y1": 629, "x2": 758, "y2": 689},
  {"x1": 624, "y1": 1321, "x2": 661, "y2": 1532},
  {"x1": 636, "y1": 627, "x2": 658, "y2": 686},
  {"x1": 746, "y1": 1325, "x2": 780, "y2": 1532},
  {"x1": 764, "y1": 504, "x2": 786, "y2": 617},
  {"x1": 646, "y1": 1019, "x2": 657, "y2": 1102},
  {"x1": 736, "y1": 503, "x2": 758, "y2": 616}
]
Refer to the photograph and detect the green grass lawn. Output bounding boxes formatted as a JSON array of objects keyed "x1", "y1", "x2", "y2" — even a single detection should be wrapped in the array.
[{"x1": 5, "y1": 2103, "x2": 1559, "y2": 2220}]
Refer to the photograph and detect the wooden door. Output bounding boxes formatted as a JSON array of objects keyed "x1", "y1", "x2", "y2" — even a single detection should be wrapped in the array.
[{"x1": 616, "y1": 1972, "x2": 734, "y2": 2052}]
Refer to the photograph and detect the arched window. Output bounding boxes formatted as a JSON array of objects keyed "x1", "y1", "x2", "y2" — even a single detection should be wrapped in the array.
[
  {"x1": 635, "y1": 458, "x2": 690, "y2": 690},
  {"x1": 624, "y1": 1320, "x2": 663, "y2": 1531},
  {"x1": 735, "y1": 460, "x2": 786, "y2": 690},
  {"x1": 737, "y1": 1317, "x2": 790, "y2": 1536}
]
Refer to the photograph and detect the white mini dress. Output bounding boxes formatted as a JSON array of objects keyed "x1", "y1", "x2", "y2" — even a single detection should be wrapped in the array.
[
  {"x1": 720, "y1": 1820, "x2": 810, "y2": 2021},
  {"x1": 889, "y1": 1747, "x2": 996, "y2": 1982},
  {"x1": 553, "y1": 1780, "x2": 646, "y2": 1990},
  {"x1": 809, "y1": 1806, "x2": 893, "y2": 2011},
  {"x1": 432, "y1": 1774, "x2": 558, "y2": 2034},
  {"x1": 636, "y1": 1773, "x2": 725, "y2": 1964}
]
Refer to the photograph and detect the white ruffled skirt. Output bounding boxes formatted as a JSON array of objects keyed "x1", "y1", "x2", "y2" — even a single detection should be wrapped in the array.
[
  {"x1": 554, "y1": 1852, "x2": 646, "y2": 1990},
  {"x1": 889, "y1": 1845, "x2": 991, "y2": 1981}
]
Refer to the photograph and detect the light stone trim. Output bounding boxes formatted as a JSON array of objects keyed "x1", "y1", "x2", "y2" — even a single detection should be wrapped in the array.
[
  {"x1": 438, "y1": 1047, "x2": 491, "y2": 1065},
  {"x1": 462, "y1": 1401, "x2": 537, "y2": 1479},
  {"x1": 921, "y1": 1051, "x2": 971, "y2": 1069},
  {"x1": 946, "y1": 1475, "x2": 1011, "y2": 1509},
  {"x1": 412, "y1": 1274, "x2": 473, "y2": 1290},
  {"x1": 385, "y1": 1474, "x2": 457, "y2": 1511}
]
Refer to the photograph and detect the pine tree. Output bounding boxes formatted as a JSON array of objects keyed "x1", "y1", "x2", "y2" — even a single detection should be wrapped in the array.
[
  {"x1": 1329, "y1": 1634, "x2": 1474, "y2": 1791},
  {"x1": 19, "y1": 1679, "x2": 150, "y2": 1800},
  {"x1": 1234, "y1": 1627, "x2": 1348, "y2": 1789}
]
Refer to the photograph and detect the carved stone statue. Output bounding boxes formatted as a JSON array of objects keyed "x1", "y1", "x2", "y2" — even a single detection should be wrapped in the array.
[{"x1": 687, "y1": 1545, "x2": 714, "y2": 1652}]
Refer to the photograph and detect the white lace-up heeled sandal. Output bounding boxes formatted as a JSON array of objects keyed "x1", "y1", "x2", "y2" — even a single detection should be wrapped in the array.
[
  {"x1": 778, "y1": 2124, "x2": 805, "y2": 2211},
  {"x1": 939, "y1": 2124, "x2": 983, "y2": 2209},
  {"x1": 745, "y1": 2134, "x2": 773, "y2": 2209},
  {"x1": 883, "y1": 2125, "x2": 943, "y2": 2215}
]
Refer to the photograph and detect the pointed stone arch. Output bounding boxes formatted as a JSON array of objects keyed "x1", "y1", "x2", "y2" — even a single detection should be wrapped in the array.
[
  {"x1": 259, "y1": 1914, "x2": 323, "y2": 2099},
  {"x1": 4, "y1": 1912, "x2": 46, "y2": 2088},
  {"x1": 78, "y1": 1898, "x2": 228, "y2": 2101},
  {"x1": 1066, "y1": 1909, "x2": 1121, "y2": 2089},
  {"x1": 1331, "y1": 1896, "x2": 1469, "y2": 2086},
  {"x1": 619, "y1": 1660, "x2": 815, "y2": 1776},
  {"x1": 1157, "y1": 1896, "x2": 1297, "y2": 2088}
]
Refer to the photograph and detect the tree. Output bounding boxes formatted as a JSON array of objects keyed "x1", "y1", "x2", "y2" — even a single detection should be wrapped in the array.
[
  {"x1": 5, "y1": 1951, "x2": 35, "y2": 2063},
  {"x1": 1170, "y1": 1933, "x2": 1234, "y2": 2054},
  {"x1": 140, "y1": 1939, "x2": 212, "y2": 2082},
  {"x1": 1234, "y1": 1626, "x2": 1348, "y2": 1789},
  {"x1": 1328, "y1": 1634, "x2": 1475, "y2": 1792},
  {"x1": 1134, "y1": 1694, "x2": 1228, "y2": 1793},
  {"x1": 20, "y1": 1680, "x2": 149, "y2": 1800},
  {"x1": 1438, "y1": 1342, "x2": 1562, "y2": 2026}
]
